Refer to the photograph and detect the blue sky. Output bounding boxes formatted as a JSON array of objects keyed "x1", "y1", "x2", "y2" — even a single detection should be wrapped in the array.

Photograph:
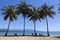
[{"x1": 0, "y1": 0, "x2": 60, "y2": 31}]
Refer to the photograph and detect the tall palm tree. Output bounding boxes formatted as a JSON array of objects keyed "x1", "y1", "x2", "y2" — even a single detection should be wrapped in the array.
[
  {"x1": 16, "y1": 1, "x2": 32, "y2": 36},
  {"x1": 38, "y1": 3, "x2": 55, "y2": 36},
  {"x1": 28, "y1": 7, "x2": 41, "y2": 36},
  {"x1": 1, "y1": 5, "x2": 17, "y2": 36}
]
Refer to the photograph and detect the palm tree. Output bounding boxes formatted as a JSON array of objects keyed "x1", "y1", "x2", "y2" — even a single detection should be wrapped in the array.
[
  {"x1": 38, "y1": 3, "x2": 55, "y2": 36},
  {"x1": 28, "y1": 7, "x2": 41, "y2": 36},
  {"x1": 16, "y1": 1, "x2": 32, "y2": 36},
  {"x1": 1, "y1": 5, "x2": 17, "y2": 36}
]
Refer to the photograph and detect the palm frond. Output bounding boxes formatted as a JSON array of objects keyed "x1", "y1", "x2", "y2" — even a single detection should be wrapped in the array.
[
  {"x1": 4, "y1": 14, "x2": 9, "y2": 20},
  {"x1": 1, "y1": 5, "x2": 17, "y2": 21},
  {"x1": 48, "y1": 6, "x2": 54, "y2": 10},
  {"x1": 1, "y1": 6, "x2": 8, "y2": 11},
  {"x1": 12, "y1": 13, "x2": 17, "y2": 20}
]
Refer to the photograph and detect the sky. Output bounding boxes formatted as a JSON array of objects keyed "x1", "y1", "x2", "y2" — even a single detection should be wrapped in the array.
[{"x1": 0, "y1": 0, "x2": 60, "y2": 31}]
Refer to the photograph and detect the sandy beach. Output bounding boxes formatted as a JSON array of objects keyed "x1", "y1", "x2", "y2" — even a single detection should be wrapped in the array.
[{"x1": 0, "y1": 36, "x2": 60, "y2": 40}]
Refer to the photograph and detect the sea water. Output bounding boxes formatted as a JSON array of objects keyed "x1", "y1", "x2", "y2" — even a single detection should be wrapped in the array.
[{"x1": 0, "y1": 31, "x2": 60, "y2": 36}]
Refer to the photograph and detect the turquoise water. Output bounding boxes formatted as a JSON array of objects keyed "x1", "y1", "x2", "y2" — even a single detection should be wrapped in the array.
[{"x1": 0, "y1": 31, "x2": 60, "y2": 36}]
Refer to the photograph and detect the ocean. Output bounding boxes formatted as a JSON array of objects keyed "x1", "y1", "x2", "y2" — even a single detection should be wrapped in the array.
[{"x1": 0, "y1": 31, "x2": 60, "y2": 36}]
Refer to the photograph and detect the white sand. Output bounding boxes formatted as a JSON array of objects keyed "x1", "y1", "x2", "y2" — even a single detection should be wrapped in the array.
[{"x1": 0, "y1": 36, "x2": 60, "y2": 40}]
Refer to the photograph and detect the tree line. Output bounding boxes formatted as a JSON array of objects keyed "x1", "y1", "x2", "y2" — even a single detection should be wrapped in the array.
[{"x1": 0, "y1": 1, "x2": 56, "y2": 36}]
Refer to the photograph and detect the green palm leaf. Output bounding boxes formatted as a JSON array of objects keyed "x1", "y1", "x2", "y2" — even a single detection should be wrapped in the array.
[{"x1": 1, "y1": 5, "x2": 17, "y2": 21}]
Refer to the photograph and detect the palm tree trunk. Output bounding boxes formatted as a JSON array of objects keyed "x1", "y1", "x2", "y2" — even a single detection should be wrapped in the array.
[
  {"x1": 5, "y1": 20, "x2": 10, "y2": 36},
  {"x1": 46, "y1": 16, "x2": 49, "y2": 36},
  {"x1": 33, "y1": 21, "x2": 36, "y2": 36},
  {"x1": 23, "y1": 17, "x2": 25, "y2": 36}
]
